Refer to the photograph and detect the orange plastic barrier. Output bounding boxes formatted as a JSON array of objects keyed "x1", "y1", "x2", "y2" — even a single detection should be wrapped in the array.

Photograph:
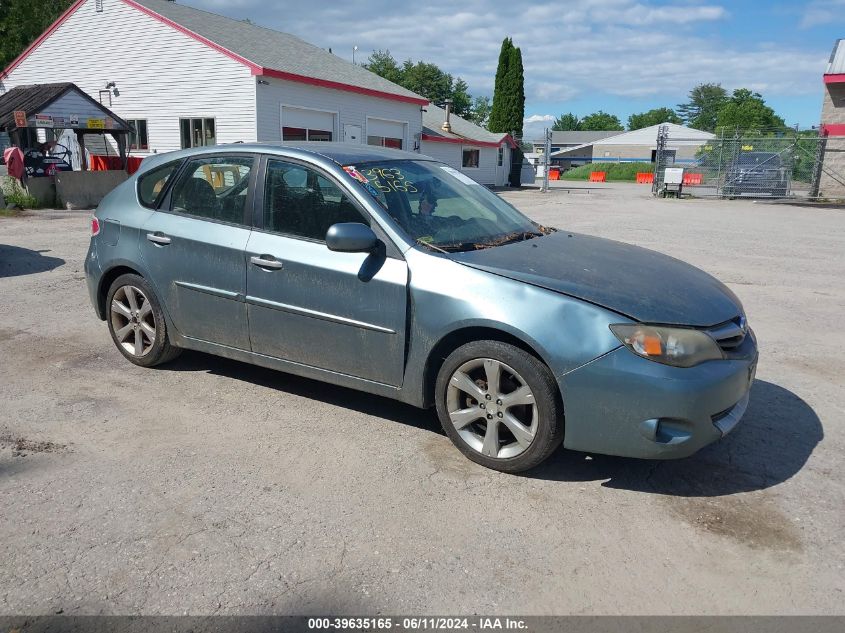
[
  {"x1": 636, "y1": 172, "x2": 654, "y2": 184},
  {"x1": 683, "y1": 173, "x2": 703, "y2": 185},
  {"x1": 589, "y1": 171, "x2": 607, "y2": 182},
  {"x1": 549, "y1": 167, "x2": 560, "y2": 181},
  {"x1": 89, "y1": 155, "x2": 144, "y2": 174}
]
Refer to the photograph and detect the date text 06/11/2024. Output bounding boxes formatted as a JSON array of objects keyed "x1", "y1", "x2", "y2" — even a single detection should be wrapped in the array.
[{"x1": 307, "y1": 617, "x2": 529, "y2": 630}]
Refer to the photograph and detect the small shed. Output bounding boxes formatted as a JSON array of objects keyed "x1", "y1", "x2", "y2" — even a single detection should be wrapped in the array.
[{"x1": 0, "y1": 81, "x2": 133, "y2": 172}]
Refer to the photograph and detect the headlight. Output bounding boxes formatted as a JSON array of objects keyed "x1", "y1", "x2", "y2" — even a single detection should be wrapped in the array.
[{"x1": 609, "y1": 324, "x2": 724, "y2": 368}]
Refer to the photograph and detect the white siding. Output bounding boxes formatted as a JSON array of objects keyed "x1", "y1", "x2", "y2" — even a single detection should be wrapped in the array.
[
  {"x1": 0, "y1": 0, "x2": 256, "y2": 155},
  {"x1": 256, "y1": 77, "x2": 422, "y2": 151},
  {"x1": 420, "y1": 141, "x2": 507, "y2": 186}
]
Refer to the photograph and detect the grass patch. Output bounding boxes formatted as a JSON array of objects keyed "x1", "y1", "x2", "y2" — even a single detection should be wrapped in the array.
[
  {"x1": 1, "y1": 178, "x2": 39, "y2": 210},
  {"x1": 560, "y1": 162, "x2": 653, "y2": 182}
]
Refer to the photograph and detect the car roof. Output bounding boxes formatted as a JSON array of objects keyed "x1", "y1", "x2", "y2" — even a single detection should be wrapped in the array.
[{"x1": 135, "y1": 142, "x2": 433, "y2": 174}]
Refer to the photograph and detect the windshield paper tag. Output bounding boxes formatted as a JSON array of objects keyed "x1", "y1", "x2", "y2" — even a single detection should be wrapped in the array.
[
  {"x1": 439, "y1": 165, "x2": 479, "y2": 186},
  {"x1": 343, "y1": 165, "x2": 369, "y2": 184}
]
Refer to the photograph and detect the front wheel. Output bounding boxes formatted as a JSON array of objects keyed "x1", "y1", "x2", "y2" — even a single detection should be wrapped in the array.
[
  {"x1": 106, "y1": 273, "x2": 181, "y2": 367},
  {"x1": 435, "y1": 341, "x2": 564, "y2": 473}
]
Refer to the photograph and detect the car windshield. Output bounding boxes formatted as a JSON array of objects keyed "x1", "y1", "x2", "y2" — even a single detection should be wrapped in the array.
[{"x1": 341, "y1": 159, "x2": 553, "y2": 251}]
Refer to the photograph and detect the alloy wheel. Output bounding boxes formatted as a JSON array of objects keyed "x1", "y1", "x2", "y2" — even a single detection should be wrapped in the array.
[
  {"x1": 110, "y1": 285, "x2": 156, "y2": 357},
  {"x1": 446, "y1": 358, "x2": 538, "y2": 459}
]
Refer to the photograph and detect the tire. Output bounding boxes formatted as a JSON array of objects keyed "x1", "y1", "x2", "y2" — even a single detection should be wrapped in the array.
[
  {"x1": 106, "y1": 273, "x2": 181, "y2": 367},
  {"x1": 434, "y1": 340, "x2": 564, "y2": 473}
]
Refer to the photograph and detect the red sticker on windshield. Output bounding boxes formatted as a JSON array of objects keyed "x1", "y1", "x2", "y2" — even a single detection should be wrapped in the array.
[{"x1": 343, "y1": 165, "x2": 368, "y2": 183}]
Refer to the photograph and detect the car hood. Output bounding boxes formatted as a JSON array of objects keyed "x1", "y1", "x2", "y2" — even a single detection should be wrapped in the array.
[{"x1": 450, "y1": 231, "x2": 741, "y2": 327}]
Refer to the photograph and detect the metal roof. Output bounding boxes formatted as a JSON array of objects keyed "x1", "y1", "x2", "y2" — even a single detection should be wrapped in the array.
[
  {"x1": 548, "y1": 123, "x2": 713, "y2": 158},
  {"x1": 422, "y1": 104, "x2": 508, "y2": 145},
  {"x1": 132, "y1": 0, "x2": 426, "y2": 103},
  {"x1": 827, "y1": 39, "x2": 845, "y2": 74},
  {"x1": 0, "y1": 82, "x2": 131, "y2": 131},
  {"x1": 533, "y1": 131, "x2": 620, "y2": 146}
]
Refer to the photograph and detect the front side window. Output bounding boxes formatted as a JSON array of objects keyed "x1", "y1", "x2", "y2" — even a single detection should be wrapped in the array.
[
  {"x1": 179, "y1": 118, "x2": 216, "y2": 149},
  {"x1": 264, "y1": 159, "x2": 366, "y2": 240},
  {"x1": 128, "y1": 119, "x2": 148, "y2": 150},
  {"x1": 342, "y1": 160, "x2": 550, "y2": 251},
  {"x1": 138, "y1": 160, "x2": 181, "y2": 208},
  {"x1": 168, "y1": 156, "x2": 253, "y2": 224},
  {"x1": 462, "y1": 149, "x2": 480, "y2": 168},
  {"x1": 497, "y1": 146, "x2": 504, "y2": 167}
]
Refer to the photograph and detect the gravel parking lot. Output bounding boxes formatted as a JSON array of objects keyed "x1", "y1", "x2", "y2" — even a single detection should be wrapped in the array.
[{"x1": 1, "y1": 184, "x2": 843, "y2": 615}]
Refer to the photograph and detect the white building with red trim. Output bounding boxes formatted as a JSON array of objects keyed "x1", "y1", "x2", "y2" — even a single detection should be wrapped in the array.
[
  {"x1": 819, "y1": 39, "x2": 845, "y2": 198},
  {"x1": 420, "y1": 103, "x2": 517, "y2": 187},
  {"x1": 0, "y1": 0, "x2": 431, "y2": 167}
]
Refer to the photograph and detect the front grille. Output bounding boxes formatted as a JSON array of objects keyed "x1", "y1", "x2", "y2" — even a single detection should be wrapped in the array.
[{"x1": 707, "y1": 316, "x2": 747, "y2": 352}]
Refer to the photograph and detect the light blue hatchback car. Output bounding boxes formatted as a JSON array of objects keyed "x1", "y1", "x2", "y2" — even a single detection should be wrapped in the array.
[{"x1": 85, "y1": 143, "x2": 758, "y2": 472}]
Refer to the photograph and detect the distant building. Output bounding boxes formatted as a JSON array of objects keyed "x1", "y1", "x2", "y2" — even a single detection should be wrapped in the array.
[
  {"x1": 530, "y1": 131, "x2": 618, "y2": 156},
  {"x1": 547, "y1": 123, "x2": 714, "y2": 170},
  {"x1": 820, "y1": 39, "x2": 845, "y2": 198}
]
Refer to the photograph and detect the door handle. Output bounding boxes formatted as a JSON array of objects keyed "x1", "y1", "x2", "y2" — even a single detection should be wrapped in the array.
[
  {"x1": 250, "y1": 255, "x2": 283, "y2": 270},
  {"x1": 146, "y1": 232, "x2": 171, "y2": 245}
]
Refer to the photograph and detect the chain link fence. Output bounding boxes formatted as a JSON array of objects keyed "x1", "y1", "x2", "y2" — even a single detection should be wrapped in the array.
[{"x1": 651, "y1": 126, "x2": 829, "y2": 199}]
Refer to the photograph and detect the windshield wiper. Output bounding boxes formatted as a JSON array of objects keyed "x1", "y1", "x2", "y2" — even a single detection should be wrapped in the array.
[{"x1": 473, "y1": 231, "x2": 544, "y2": 249}]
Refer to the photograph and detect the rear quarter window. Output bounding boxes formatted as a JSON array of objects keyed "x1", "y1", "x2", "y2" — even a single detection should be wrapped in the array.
[{"x1": 137, "y1": 160, "x2": 181, "y2": 208}]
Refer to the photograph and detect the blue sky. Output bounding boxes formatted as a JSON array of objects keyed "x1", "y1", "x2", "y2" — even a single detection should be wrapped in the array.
[{"x1": 182, "y1": 0, "x2": 845, "y2": 139}]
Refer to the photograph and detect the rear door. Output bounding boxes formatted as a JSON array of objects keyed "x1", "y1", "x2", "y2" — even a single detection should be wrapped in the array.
[
  {"x1": 245, "y1": 157, "x2": 409, "y2": 386},
  {"x1": 139, "y1": 153, "x2": 256, "y2": 349}
]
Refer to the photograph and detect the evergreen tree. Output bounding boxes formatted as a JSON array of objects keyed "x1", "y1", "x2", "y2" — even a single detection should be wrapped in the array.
[
  {"x1": 677, "y1": 83, "x2": 729, "y2": 132},
  {"x1": 552, "y1": 113, "x2": 581, "y2": 131},
  {"x1": 489, "y1": 38, "x2": 526, "y2": 135}
]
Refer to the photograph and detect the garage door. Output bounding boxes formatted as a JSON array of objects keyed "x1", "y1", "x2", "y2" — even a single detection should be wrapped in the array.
[
  {"x1": 367, "y1": 118, "x2": 406, "y2": 149},
  {"x1": 281, "y1": 106, "x2": 336, "y2": 141}
]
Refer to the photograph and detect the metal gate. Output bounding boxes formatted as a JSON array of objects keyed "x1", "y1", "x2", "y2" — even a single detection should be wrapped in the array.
[{"x1": 652, "y1": 125, "x2": 832, "y2": 199}]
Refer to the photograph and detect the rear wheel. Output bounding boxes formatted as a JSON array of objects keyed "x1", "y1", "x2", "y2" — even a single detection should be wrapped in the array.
[
  {"x1": 106, "y1": 273, "x2": 181, "y2": 367},
  {"x1": 435, "y1": 341, "x2": 564, "y2": 473}
]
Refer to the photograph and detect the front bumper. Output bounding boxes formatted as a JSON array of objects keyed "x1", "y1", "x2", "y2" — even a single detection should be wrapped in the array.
[{"x1": 560, "y1": 335, "x2": 758, "y2": 459}]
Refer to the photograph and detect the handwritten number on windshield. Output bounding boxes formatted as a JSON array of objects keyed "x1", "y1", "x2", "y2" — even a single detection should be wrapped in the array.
[{"x1": 363, "y1": 167, "x2": 418, "y2": 193}]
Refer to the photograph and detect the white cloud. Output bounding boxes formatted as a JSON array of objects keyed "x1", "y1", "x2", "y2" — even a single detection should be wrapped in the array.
[
  {"x1": 801, "y1": 0, "x2": 845, "y2": 28},
  {"x1": 181, "y1": 0, "x2": 825, "y2": 116},
  {"x1": 524, "y1": 114, "x2": 555, "y2": 124}
]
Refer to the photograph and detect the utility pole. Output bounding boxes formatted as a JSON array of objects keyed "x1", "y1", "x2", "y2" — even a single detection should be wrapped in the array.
[{"x1": 541, "y1": 128, "x2": 551, "y2": 192}]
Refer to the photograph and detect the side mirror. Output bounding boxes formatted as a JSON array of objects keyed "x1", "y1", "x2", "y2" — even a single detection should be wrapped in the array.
[{"x1": 326, "y1": 222, "x2": 378, "y2": 253}]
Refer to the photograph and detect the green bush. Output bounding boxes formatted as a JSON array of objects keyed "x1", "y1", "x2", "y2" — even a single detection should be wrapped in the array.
[
  {"x1": 559, "y1": 162, "x2": 653, "y2": 181},
  {"x1": 1, "y1": 178, "x2": 38, "y2": 210}
]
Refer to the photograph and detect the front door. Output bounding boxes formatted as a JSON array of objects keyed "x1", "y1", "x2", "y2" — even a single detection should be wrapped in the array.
[
  {"x1": 344, "y1": 124, "x2": 362, "y2": 144},
  {"x1": 245, "y1": 157, "x2": 408, "y2": 386},
  {"x1": 139, "y1": 154, "x2": 256, "y2": 350}
]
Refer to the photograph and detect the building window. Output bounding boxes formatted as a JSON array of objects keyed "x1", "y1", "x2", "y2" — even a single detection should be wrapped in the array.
[
  {"x1": 180, "y1": 118, "x2": 216, "y2": 149},
  {"x1": 367, "y1": 135, "x2": 403, "y2": 149},
  {"x1": 128, "y1": 119, "x2": 148, "y2": 150},
  {"x1": 98, "y1": 90, "x2": 112, "y2": 106},
  {"x1": 462, "y1": 149, "x2": 480, "y2": 168},
  {"x1": 497, "y1": 146, "x2": 504, "y2": 166},
  {"x1": 282, "y1": 126, "x2": 332, "y2": 142}
]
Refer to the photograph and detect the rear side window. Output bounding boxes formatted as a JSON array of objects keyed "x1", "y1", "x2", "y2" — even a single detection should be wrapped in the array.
[
  {"x1": 168, "y1": 156, "x2": 254, "y2": 225},
  {"x1": 137, "y1": 161, "x2": 180, "y2": 208}
]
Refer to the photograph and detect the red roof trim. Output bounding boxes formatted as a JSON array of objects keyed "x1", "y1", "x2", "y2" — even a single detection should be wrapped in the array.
[
  {"x1": 257, "y1": 68, "x2": 428, "y2": 105},
  {"x1": 824, "y1": 73, "x2": 845, "y2": 84},
  {"x1": 0, "y1": 0, "x2": 87, "y2": 80},
  {"x1": 122, "y1": 0, "x2": 261, "y2": 71},
  {"x1": 125, "y1": 0, "x2": 427, "y2": 106},
  {"x1": 421, "y1": 133, "x2": 506, "y2": 148}
]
